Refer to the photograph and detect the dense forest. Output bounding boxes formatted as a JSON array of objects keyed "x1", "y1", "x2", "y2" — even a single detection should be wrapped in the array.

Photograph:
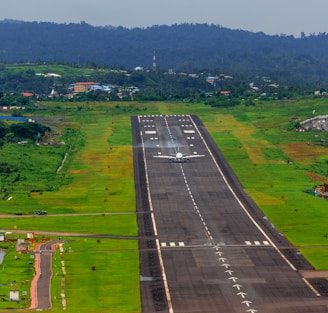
[
  {"x1": 1, "y1": 20, "x2": 328, "y2": 87},
  {"x1": 0, "y1": 120, "x2": 50, "y2": 146}
]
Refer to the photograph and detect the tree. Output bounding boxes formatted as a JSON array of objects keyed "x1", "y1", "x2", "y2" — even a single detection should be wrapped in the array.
[
  {"x1": 10, "y1": 122, "x2": 50, "y2": 140},
  {"x1": 0, "y1": 121, "x2": 8, "y2": 138}
]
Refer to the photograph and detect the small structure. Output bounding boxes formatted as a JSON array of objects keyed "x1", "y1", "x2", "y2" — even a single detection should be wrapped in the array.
[
  {"x1": 206, "y1": 76, "x2": 218, "y2": 85},
  {"x1": 0, "y1": 232, "x2": 5, "y2": 241},
  {"x1": 314, "y1": 184, "x2": 328, "y2": 199},
  {"x1": 49, "y1": 87, "x2": 57, "y2": 98},
  {"x1": 220, "y1": 91, "x2": 231, "y2": 96},
  {"x1": 16, "y1": 239, "x2": 29, "y2": 253},
  {"x1": 300, "y1": 115, "x2": 328, "y2": 131},
  {"x1": 73, "y1": 82, "x2": 98, "y2": 93},
  {"x1": 9, "y1": 290, "x2": 19, "y2": 302},
  {"x1": 21, "y1": 92, "x2": 34, "y2": 97}
]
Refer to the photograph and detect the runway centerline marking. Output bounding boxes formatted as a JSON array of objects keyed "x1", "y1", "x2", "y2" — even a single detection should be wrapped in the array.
[
  {"x1": 164, "y1": 115, "x2": 261, "y2": 312},
  {"x1": 163, "y1": 116, "x2": 215, "y2": 245}
]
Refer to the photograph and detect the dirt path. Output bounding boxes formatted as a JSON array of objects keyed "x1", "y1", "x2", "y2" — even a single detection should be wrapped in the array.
[{"x1": 29, "y1": 244, "x2": 41, "y2": 309}]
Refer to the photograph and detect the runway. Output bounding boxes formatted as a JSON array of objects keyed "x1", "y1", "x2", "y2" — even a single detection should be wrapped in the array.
[{"x1": 132, "y1": 114, "x2": 328, "y2": 313}]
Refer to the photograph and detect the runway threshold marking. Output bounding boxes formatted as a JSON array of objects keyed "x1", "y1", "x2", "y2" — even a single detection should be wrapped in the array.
[
  {"x1": 160, "y1": 242, "x2": 185, "y2": 247},
  {"x1": 245, "y1": 240, "x2": 271, "y2": 246}
]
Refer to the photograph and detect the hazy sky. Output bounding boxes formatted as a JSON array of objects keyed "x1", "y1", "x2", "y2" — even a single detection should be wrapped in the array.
[{"x1": 1, "y1": 0, "x2": 327, "y2": 36}]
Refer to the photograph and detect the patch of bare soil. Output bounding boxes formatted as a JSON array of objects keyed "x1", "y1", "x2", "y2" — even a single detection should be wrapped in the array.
[{"x1": 305, "y1": 171, "x2": 328, "y2": 183}]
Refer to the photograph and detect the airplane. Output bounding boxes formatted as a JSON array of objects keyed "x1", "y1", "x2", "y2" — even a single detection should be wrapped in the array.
[{"x1": 153, "y1": 151, "x2": 205, "y2": 162}]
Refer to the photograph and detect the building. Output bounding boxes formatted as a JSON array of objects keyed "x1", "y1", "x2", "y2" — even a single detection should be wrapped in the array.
[
  {"x1": 220, "y1": 91, "x2": 231, "y2": 96},
  {"x1": 74, "y1": 82, "x2": 98, "y2": 93},
  {"x1": 300, "y1": 115, "x2": 328, "y2": 131}
]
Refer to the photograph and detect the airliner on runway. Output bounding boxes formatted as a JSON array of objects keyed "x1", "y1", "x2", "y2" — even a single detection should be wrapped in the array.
[{"x1": 154, "y1": 152, "x2": 205, "y2": 162}]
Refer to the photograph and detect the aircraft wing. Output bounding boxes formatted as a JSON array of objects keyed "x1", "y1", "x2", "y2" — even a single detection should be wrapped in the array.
[
  {"x1": 153, "y1": 154, "x2": 205, "y2": 159},
  {"x1": 153, "y1": 155, "x2": 175, "y2": 159},
  {"x1": 185, "y1": 154, "x2": 205, "y2": 158}
]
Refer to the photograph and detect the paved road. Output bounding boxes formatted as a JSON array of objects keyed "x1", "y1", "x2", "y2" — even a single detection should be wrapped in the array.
[
  {"x1": 132, "y1": 114, "x2": 328, "y2": 313},
  {"x1": 35, "y1": 240, "x2": 60, "y2": 310}
]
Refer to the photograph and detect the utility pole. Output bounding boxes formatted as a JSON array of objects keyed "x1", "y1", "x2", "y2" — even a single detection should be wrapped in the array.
[{"x1": 152, "y1": 50, "x2": 157, "y2": 71}]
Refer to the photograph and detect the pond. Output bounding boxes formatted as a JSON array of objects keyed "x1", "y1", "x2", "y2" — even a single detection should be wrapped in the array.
[{"x1": 0, "y1": 250, "x2": 6, "y2": 264}]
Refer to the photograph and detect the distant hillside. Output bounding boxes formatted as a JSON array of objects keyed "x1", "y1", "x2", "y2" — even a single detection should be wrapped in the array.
[{"x1": 1, "y1": 21, "x2": 328, "y2": 87}]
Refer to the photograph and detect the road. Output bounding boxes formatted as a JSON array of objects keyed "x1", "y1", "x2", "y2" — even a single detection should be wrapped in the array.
[
  {"x1": 132, "y1": 114, "x2": 328, "y2": 313},
  {"x1": 33, "y1": 240, "x2": 60, "y2": 310}
]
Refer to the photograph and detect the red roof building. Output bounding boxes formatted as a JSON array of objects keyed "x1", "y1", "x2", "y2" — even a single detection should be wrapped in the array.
[
  {"x1": 74, "y1": 82, "x2": 98, "y2": 93},
  {"x1": 21, "y1": 92, "x2": 34, "y2": 97},
  {"x1": 220, "y1": 91, "x2": 231, "y2": 96}
]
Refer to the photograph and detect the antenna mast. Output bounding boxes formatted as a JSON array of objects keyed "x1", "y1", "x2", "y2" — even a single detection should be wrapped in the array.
[{"x1": 152, "y1": 50, "x2": 157, "y2": 71}]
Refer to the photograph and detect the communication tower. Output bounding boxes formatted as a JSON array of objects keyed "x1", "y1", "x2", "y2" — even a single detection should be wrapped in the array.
[{"x1": 152, "y1": 50, "x2": 157, "y2": 71}]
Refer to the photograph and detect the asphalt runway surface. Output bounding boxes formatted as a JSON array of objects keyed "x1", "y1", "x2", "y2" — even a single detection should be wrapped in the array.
[
  {"x1": 34, "y1": 240, "x2": 60, "y2": 310},
  {"x1": 132, "y1": 114, "x2": 328, "y2": 313}
]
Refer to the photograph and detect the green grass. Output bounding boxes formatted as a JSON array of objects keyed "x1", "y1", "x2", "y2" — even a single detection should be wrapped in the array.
[
  {"x1": 0, "y1": 237, "x2": 34, "y2": 310},
  {"x1": 300, "y1": 247, "x2": 328, "y2": 270},
  {"x1": 5, "y1": 64, "x2": 114, "y2": 78},
  {"x1": 51, "y1": 238, "x2": 140, "y2": 313},
  {"x1": 0, "y1": 104, "x2": 136, "y2": 216},
  {"x1": 0, "y1": 214, "x2": 138, "y2": 236},
  {"x1": 0, "y1": 236, "x2": 140, "y2": 312},
  {"x1": 0, "y1": 143, "x2": 68, "y2": 198},
  {"x1": 0, "y1": 102, "x2": 141, "y2": 311},
  {"x1": 202, "y1": 100, "x2": 328, "y2": 269}
]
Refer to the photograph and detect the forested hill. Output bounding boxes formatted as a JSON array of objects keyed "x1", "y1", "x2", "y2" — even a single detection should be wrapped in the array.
[{"x1": 1, "y1": 20, "x2": 328, "y2": 87}]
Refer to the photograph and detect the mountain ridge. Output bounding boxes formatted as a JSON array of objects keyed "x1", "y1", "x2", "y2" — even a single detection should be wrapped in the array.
[{"x1": 0, "y1": 21, "x2": 328, "y2": 87}]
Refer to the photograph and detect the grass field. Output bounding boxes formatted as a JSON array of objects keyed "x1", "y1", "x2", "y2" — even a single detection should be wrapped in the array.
[
  {"x1": 0, "y1": 237, "x2": 33, "y2": 310},
  {"x1": 5, "y1": 64, "x2": 116, "y2": 78},
  {"x1": 0, "y1": 102, "x2": 141, "y2": 311},
  {"x1": 202, "y1": 99, "x2": 328, "y2": 269},
  {"x1": 0, "y1": 98, "x2": 328, "y2": 311},
  {"x1": 51, "y1": 238, "x2": 140, "y2": 313}
]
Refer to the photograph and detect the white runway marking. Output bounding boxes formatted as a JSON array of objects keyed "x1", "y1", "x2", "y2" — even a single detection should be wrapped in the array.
[
  {"x1": 160, "y1": 242, "x2": 186, "y2": 248},
  {"x1": 245, "y1": 240, "x2": 272, "y2": 246},
  {"x1": 141, "y1": 115, "x2": 270, "y2": 312}
]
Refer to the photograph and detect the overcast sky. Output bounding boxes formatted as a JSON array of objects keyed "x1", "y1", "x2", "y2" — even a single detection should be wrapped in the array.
[{"x1": 1, "y1": 0, "x2": 327, "y2": 36}]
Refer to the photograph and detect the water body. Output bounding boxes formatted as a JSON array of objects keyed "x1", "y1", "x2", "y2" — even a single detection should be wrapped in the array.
[{"x1": 0, "y1": 250, "x2": 5, "y2": 264}]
